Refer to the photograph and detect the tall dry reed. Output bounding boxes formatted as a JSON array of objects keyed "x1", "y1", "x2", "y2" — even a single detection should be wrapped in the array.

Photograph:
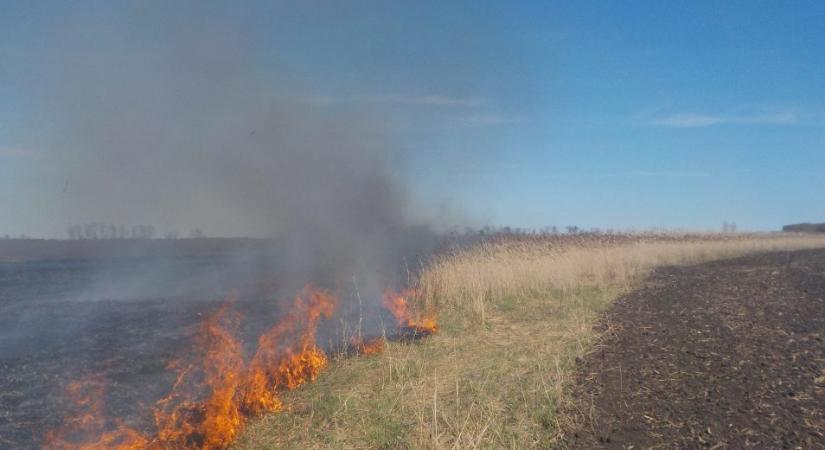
[{"x1": 419, "y1": 233, "x2": 825, "y2": 321}]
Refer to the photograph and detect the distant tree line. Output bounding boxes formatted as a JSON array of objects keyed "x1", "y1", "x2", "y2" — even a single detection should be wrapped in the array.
[
  {"x1": 2, "y1": 234, "x2": 29, "y2": 240},
  {"x1": 66, "y1": 223, "x2": 156, "y2": 240},
  {"x1": 447, "y1": 225, "x2": 619, "y2": 238},
  {"x1": 65, "y1": 223, "x2": 207, "y2": 240},
  {"x1": 782, "y1": 222, "x2": 825, "y2": 233}
]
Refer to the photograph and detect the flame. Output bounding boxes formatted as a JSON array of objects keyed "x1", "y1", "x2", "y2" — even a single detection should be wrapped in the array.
[
  {"x1": 350, "y1": 336, "x2": 385, "y2": 355},
  {"x1": 240, "y1": 286, "x2": 336, "y2": 414},
  {"x1": 151, "y1": 300, "x2": 246, "y2": 449},
  {"x1": 44, "y1": 285, "x2": 339, "y2": 450},
  {"x1": 382, "y1": 289, "x2": 439, "y2": 334},
  {"x1": 42, "y1": 375, "x2": 149, "y2": 450},
  {"x1": 45, "y1": 285, "x2": 437, "y2": 449}
]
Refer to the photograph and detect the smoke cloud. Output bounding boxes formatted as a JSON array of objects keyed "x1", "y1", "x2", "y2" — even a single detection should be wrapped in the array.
[{"x1": 32, "y1": 3, "x2": 434, "y2": 292}]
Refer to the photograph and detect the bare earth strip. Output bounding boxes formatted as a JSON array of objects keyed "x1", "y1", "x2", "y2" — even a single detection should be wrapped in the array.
[{"x1": 567, "y1": 249, "x2": 825, "y2": 448}]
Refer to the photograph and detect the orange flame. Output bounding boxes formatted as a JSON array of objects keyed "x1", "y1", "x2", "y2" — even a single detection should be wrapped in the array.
[
  {"x1": 44, "y1": 285, "x2": 339, "y2": 450},
  {"x1": 240, "y1": 286, "x2": 336, "y2": 414},
  {"x1": 350, "y1": 335, "x2": 385, "y2": 355},
  {"x1": 382, "y1": 289, "x2": 439, "y2": 334},
  {"x1": 42, "y1": 375, "x2": 148, "y2": 450},
  {"x1": 45, "y1": 285, "x2": 436, "y2": 449},
  {"x1": 151, "y1": 299, "x2": 246, "y2": 449}
]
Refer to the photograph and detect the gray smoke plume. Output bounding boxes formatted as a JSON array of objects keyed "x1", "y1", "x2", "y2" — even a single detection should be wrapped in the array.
[
  {"x1": 33, "y1": 4, "x2": 434, "y2": 293},
  {"x1": 1, "y1": 6, "x2": 446, "y2": 448}
]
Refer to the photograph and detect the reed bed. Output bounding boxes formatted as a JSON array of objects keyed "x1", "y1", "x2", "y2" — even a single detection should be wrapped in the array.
[{"x1": 419, "y1": 233, "x2": 825, "y2": 321}]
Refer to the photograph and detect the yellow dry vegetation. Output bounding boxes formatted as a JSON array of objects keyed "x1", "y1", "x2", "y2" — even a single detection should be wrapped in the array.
[{"x1": 235, "y1": 233, "x2": 825, "y2": 449}]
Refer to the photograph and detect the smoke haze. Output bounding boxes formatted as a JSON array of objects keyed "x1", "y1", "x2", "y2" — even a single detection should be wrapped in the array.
[
  {"x1": 27, "y1": 3, "x2": 436, "y2": 290},
  {"x1": 1, "y1": 10, "x2": 442, "y2": 444}
]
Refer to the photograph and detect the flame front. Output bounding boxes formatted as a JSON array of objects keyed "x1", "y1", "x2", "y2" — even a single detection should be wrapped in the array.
[
  {"x1": 241, "y1": 287, "x2": 336, "y2": 414},
  {"x1": 152, "y1": 300, "x2": 246, "y2": 449},
  {"x1": 45, "y1": 285, "x2": 437, "y2": 449},
  {"x1": 350, "y1": 336, "x2": 385, "y2": 355},
  {"x1": 44, "y1": 285, "x2": 340, "y2": 450},
  {"x1": 382, "y1": 289, "x2": 439, "y2": 335}
]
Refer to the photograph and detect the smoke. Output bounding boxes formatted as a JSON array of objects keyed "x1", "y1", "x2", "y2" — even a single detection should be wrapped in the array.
[
  {"x1": 2, "y1": 6, "x2": 450, "y2": 447},
  {"x1": 32, "y1": 3, "x2": 435, "y2": 292}
]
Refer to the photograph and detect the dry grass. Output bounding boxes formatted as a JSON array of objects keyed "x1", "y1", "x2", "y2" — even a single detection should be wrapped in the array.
[
  {"x1": 234, "y1": 233, "x2": 825, "y2": 449},
  {"x1": 419, "y1": 233, "x2": 825, "y2": 322}
]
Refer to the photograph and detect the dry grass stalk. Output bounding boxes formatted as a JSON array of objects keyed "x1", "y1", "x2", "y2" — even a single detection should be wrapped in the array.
[{"x1": 419, "y1": 233, "x2": 825, "y2": 321}]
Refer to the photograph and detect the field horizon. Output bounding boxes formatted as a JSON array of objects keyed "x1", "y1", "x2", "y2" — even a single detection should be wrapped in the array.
[{"x1": 4, "y1": 2, "x2": 825, "y2": 448}]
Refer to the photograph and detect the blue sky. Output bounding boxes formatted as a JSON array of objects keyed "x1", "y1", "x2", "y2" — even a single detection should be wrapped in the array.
[{"x1": 2, "y1": 1, "x2": 824, "y2": 236}]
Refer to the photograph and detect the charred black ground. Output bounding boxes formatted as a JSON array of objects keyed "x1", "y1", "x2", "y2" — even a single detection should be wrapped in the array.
[{"x1": 566, "y1": 249, "x2": 825, "y2": 448}]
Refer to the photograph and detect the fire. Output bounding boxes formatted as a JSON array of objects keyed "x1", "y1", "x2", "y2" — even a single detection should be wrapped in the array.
[
  {"x1": 45, "y1": 285, "x2": 437, "y2": 449},
  {"x1": 42, "y1": 375, "x2": 149, "y2": 450},
  {"x1": 151, "y1": 300, "x2": 246, "y2": 449},
  {"x1": 240, "y1": 286, "x2": 336, "y2": 413},
  {"x1": 382, "y1": 289, "x2": 439, "y2": 335},
  {"x1": 350, "y1": 335, "x2": 385, "y2": 355},
  {"x1": 44, "y1": 285, "x2": 339, "y2": 450}
]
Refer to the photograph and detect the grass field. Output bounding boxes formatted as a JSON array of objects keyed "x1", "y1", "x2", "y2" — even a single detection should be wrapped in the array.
[{"x1": 233, "y1": 232, "x2": 825, "y2": 449}]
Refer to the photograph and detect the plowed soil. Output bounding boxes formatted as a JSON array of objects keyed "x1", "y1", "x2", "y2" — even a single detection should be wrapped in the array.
[{"x1": 567, "y1": 249, "x2": 825, "y2": 449}]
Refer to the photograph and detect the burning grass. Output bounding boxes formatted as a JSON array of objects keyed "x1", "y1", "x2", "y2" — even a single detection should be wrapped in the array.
[
  {"x1": 234, "y1": 232, "x2": 825, "y2": 449},
  {"x1": 382, "y1": 289, "x2": 439, "y2": 336},
  {"x1": 44, "y1": 286, "x2": 435, "y2": 449},
  {"x1": 43, "y1": 232, "x2": 825, "y2": 449}
]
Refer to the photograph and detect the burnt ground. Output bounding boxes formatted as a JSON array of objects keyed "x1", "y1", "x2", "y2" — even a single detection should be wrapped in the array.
[
  {"x1": 0, "y1": 256, "x2": 397, "y2": 450},
  {"x1": 567, "y1": 249, "x2": 825, "y2": 449}
]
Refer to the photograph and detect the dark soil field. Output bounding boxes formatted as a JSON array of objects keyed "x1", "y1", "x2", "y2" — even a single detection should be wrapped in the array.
[{"x1": 568, "y1": 249, "x2": 825, "y2": 448}]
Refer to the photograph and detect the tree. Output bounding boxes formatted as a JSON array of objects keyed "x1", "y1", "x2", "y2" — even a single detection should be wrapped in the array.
[
  {"x1": 84, "y1": 223, "x2": 97, "y2": 240},
  {"x1": 66, "y1": 224, "x2": 82, "y2": 240}
]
